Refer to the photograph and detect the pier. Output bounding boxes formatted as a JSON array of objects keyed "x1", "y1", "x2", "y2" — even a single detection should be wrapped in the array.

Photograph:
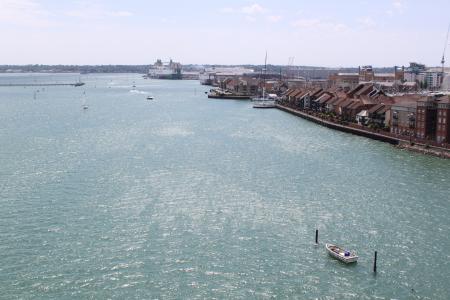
[{"x1": 0, "y1": 82, "x2": 84, "y2": 87}]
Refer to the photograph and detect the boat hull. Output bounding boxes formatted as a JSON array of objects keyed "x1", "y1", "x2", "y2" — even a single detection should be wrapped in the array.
[
  {"x1": 325, "y1": 243, "x2": 358, "y2": 263},
  {"x1": 253, "y1": 104, "x2": 276, "y2": 108},
  {"x1": 253, "y1": 100, "x2": 276, "y2": 108}
]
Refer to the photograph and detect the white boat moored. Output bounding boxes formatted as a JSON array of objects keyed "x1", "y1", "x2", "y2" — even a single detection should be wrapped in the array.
[
  {"x1": 252, "y1": 99, "x2": 276, "y2": 108},
  {"x1": 325, "y1": 243, "x2": 358, "y2": 263}
]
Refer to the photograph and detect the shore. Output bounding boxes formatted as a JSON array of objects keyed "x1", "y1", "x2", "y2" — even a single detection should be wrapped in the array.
[{"x1": 276, "y1": 104, "x2": 450, "y2": 159}]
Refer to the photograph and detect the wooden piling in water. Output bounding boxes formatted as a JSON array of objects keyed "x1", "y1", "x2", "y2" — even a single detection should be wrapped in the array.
[{"x1": 373, "y1": 251, "x2": 377, "y2": 273}]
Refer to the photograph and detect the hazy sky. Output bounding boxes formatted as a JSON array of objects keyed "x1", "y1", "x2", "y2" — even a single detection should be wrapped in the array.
[{"x1": 1, "y1": 0, "x2": 449, "y2": 67}]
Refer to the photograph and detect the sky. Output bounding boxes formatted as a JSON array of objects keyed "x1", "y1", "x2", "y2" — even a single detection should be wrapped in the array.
[{"x1": 1, "y1": 0, "x2": 450, "y2": 67}]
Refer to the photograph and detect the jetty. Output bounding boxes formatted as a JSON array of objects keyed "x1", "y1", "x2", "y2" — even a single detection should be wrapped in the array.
[{"x1": 0, "y1": 82, "x2": 85, "y2": 87}]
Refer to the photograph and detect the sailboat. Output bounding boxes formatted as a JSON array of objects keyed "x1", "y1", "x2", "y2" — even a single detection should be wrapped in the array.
[
  {"x1": 253, "y1": 52, "x2": 276, "y2": 109},
  {"x1": 81, "y1": 91, "x2": 89, "y2": 110}
]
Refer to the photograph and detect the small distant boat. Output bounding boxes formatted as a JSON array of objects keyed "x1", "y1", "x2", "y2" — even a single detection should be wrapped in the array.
[
  {"x1": 81, "y1": 91, "x2": 88, "y2": 110},
  {"x1": 146, "y1": 96, "x2": 154, "y2": 100},
  {"x1": 325, "y1": 243, "x2": 358, "y2": 263},
  {"x1": 75, "y1": 77, "x2": 85, "y2": 87}
]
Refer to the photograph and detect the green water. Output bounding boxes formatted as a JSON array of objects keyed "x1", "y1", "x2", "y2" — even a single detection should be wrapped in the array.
[{"x1": 0, "y1": 73, "x2": 449, "y2": 299}]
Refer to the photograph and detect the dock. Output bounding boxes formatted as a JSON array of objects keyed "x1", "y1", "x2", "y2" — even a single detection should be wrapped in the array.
[{"x1": 0, "y1": 82, "x2": 85, "y2": 87}]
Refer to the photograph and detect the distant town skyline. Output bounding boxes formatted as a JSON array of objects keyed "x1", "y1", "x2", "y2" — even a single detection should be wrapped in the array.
[{"x1": 1, "y1": 0, "x2": 449, "y2": 67}]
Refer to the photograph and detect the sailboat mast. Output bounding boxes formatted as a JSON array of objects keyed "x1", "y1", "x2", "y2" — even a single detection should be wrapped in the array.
[{"x1": 263, "y1": 51, "x2": 267, "y2": 98}]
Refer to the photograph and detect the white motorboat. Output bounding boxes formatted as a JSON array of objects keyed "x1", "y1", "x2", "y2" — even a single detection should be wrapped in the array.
[{"x1": 325, "y1": 243, "x2": 358, "y2": 263}]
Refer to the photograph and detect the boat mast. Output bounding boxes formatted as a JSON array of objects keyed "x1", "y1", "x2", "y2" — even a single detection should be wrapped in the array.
[{"x1": 263, "y1": 51, "x2": 267, "y2": 98}]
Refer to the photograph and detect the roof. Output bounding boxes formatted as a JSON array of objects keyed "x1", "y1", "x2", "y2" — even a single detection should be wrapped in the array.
[
  {"x1": 326, "y1": 96, "x2": 341, "y2": 105},
  {"x1": 340, "y1": 99, "x2": 356, "y2": 109},
  {"x1": 391, "y1": 101, "x2": 417, "y2": 109},
  {"x1": 282, "y1": 89, "x2": 294, "y2": 96},
  {"x1": 356, "y1": 110, "x2": 369, "y2": 117},
  {"x1": 295, "y1": 91, "x2": 310, "y2": 100},
  {"x1": 310, "y1": 88, "x2": 323, "y2": 98},
  {"x1": 332, "y1": 97, "x2": 349, "y2": 107},
  {"x1": 286, "y1": 89, "x2": 300, "y2": 97},
  {"x1": 347, "y1": 84, "x2": 365, "y2": 97},
  {"x1": 378, "y1": 106, "x2": 391, "y2": 114},
  {"x1": 291, "y1": 90, "x2": 304, "y2": 98},
  {"x1": 336, "y1": 73, "x2": 359, "y2": 76},
  {"x1": 368, "y1": 103, "x2": 384, "y2": 114},
  {"x1": 355, "y1": 84, "x2": 374, "y2": 97},
  {"x1": 437, "y1": 95, "x2": 450, "y2": 104},
  {"x1": 348, "y1": 101, "x2": 364, "y2": 109},
  {"x1": 317, "y1": 93, "x2": 333, "y2": 104}
]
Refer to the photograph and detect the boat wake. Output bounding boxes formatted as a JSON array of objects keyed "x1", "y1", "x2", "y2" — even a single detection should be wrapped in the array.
[{"x1": 129, "y1": 89, "x2": 149, "y2": 95}]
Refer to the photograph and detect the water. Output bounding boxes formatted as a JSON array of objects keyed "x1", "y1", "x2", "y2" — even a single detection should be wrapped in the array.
[{"x1": 0, "y1": 73, "x2": 449, "y2": 299}]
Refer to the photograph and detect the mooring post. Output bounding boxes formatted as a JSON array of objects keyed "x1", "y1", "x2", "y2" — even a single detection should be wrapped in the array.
[
  {"x1": 373, "y1": 251, "x2": 378, "y2": 273},
  {"x1": 315, "y1": 229, "x2": 319, "y2": 245}
]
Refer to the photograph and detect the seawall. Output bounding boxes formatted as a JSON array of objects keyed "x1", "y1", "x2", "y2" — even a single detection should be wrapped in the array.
[{"x1": 276, "y1": 104, "x2": 400, "y2": 145}]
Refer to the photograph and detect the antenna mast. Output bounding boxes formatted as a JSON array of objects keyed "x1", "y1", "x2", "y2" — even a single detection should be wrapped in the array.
[{"x1": 441, "y1": 23, "x2": 450, "y2": 83}]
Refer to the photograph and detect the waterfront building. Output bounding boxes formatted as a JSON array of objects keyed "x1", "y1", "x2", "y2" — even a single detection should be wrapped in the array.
[
  {"x1": 217, "y1": 77, "x2": 260, "y2": 95},
  {"x1": 313, "y1": 92, "x2": 334, "y2": 112},
  {"x1": 403, "y1": 62, "x2": 445, "y2": 90},
  {"x1": 424, "y1": 71, "x2": 444, "y2": 89},
  {"x1": 287, "y1": 78, "x2": 307, "y2": 89},
  {"x1": 292, "y1": 90, "x2": 308, "y2": 108},
  {"x1": 390, "y1": 101, "x2": 417, "y2": 136},
  {"x1": 199, "y1": 67, "x2": 254, "y2": 85},
  {"x1": 436, "y1": 96, "x2": 450, "y2": 143},
  {"x1": 325, "y1": 94, "x2": 347, "y2": 113},
  {"x1": 416, "y1": 97, "x2": 438, "y2": 140},
  {"x1": 328, "y1": 73, "x2": 359, "y2": 89},
  {"x1": 367, "y1": 104, "x2": 391, "y2": 128}
]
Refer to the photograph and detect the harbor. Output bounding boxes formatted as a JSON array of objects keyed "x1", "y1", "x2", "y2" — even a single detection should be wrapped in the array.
[
  {"x1": 0, "y1": 74, "x2": 449, "y2": 299},
  {"x1": 3, "y1": 0, "x2": 450, "y2": 298}
]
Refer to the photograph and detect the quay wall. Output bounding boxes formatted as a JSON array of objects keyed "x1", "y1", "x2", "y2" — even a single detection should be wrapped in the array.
[
  {"x1": 276, "y1": 104, "x2": 450, "y2": 158},
  {"x1": 276, "y1": 104, "x2": 400, "y2": 145}
]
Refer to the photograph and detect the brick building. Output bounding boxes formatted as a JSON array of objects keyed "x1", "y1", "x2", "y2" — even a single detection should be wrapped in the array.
[
  {"x1": 390, "y1": 102, "x2": 416, "y2": 136},
  {"x1": 436, "y1": 96, "x2": 450, "y2": 143},
  {"x1": 416, "y1": 97, "x2": 437, "y2": 140}
]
